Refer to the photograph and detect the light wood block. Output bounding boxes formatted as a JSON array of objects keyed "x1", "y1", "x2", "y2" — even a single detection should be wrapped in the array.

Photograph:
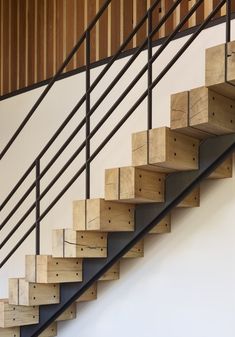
[
  {"x1": 171, "y1": 87, "x2": 235, "y2": 136},
  {"x1": 132, "y1": 127, "x2": 199, "y2": 172},
  {"x1": 123, "y1": 240, "x2": 144, "y2": 258},
  {"x1": 0, "y1": 327, "x2": 19, "y2": 337},
  {"x1": 149, "y1": 214, "x2": 171, "y2": 234},
  {"x1": 171, "y1": 90, "x2": 210, "y2": 139},
  {"x1": 9, "y1": 279, "x2": 60, "y2": 306},
  {"x1": 73, "y1": 199, "x2": 135, "y2": 232},
  {"x1": 76, "y1": 283, "x2": 97, "y2": 303},
  {"x1": 177, "y1": 187, "x2": 200, "y2": 208},
  {"x1": 56, "y1": 303, "x2": 76, "y2": 322},
  {"x1": 0, "y1": 299, "x2": 39, "y2": 328},
  {"x1": 99, "y1": 262, "x2": 120, "y2": 281},
  {"x1": 209, "y1": 155, "x2": 233, "y2": 179},
  {"x1": 53, "y1": 229, "x2": 107, "y2": 258},
  {"x1": 105, "y1": 167, "x2": 165, "y2": 203},
  {"x1": 39, "y1": 323, "x2": 57, "y2": 337},
  {"x1": 205, "y1": 41, "x2": 235, "y2": 99},
  {"x1": 25, "y1": 255, "x2": 82, "y2": 284}
]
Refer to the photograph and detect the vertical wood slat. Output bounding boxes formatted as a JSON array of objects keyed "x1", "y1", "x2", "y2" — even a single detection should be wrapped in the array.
[
  {"x1": 122, "y1": 0, "x2": 133, "y2": 49},
  {"x1": 85, "y1": 0, "x2": 97, "y2": 63},
  {"x1": 133, "y1": 0, "x2": 147, "y2": 48},
  {"x1": 111, "y1": 0, "x2": 121, "y2": 55},
  {"x1": 56, "y1": 0, "x2": 64, "y2": 72},
  {"x1": 46, "y1": 0, "x2": 55, "y2": 77},
  {"x1": 99, "y1": 0, "x2": 108, "y2": 60},
  {"x1": 76, "y1": 0, "x2": 85, "y2": 67},
  {"x1": 2, "y1": 0, "x2": 10, "y2": 94},
  {"x1": 19, "y1": 0, "x2": 26, "y2": 89},
  {"x1": 37, "y1": 0, "x2": 45, "y2": 82},
  {"x1": 28, "y1": 0, "x2": 36, "y2": 86},
  {"x1": 66, "y1": 0, "x2": 75, "y2": 71}
]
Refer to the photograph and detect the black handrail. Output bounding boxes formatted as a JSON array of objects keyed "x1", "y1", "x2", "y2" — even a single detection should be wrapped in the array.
[{"x1": 0, "y1": 0, "x2": 231, "y2": 270}]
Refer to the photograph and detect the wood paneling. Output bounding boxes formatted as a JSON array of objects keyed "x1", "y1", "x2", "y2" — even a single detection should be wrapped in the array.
[{"x1": 0, "y1": 0, "x2": 233, "y2": 96}]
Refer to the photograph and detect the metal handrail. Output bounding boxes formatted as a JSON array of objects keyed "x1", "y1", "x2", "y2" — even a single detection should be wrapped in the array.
[{"x1": 0, "y1": 0, "x2": 231, "y2": 269}]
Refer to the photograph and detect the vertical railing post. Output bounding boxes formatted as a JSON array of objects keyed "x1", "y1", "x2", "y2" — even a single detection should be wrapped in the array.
[
  {"x1": 226, "y1": 0, "x2": 231, "y2": 43},
  {"x1": 35, "y1": 159, "x2": 40, "y2": 255},
  {"x1": 147, "y1": 9, "x2": 153, "y2": 130},
  {"x1": 86, "y1": 30, "x2": 91, "y2": 199}
]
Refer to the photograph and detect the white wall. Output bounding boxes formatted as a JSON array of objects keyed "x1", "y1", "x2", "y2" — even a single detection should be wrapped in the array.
[{"x1": 0, "y1": 20, "x2": 235, "y2": 337}]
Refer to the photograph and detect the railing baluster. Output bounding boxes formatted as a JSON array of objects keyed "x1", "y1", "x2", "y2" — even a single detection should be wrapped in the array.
[
  {"x1": 86, "y1": 31, "x2": 91, "y2": 199},
  {"x1": 35, "y1": 159, "x2": 41, "y2": 255},
  {"x1": 147, "y1": 9, "x2": 153, "y2": 130}
]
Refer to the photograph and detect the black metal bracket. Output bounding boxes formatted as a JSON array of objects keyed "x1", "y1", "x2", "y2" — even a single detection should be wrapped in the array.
[{"x1": 21, "y1": 132, "x2": 235, "y2": 337}]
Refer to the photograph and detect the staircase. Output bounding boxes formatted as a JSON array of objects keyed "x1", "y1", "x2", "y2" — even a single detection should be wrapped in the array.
[{"x1": 1, "y1": 0, "x2": 235, "y2": 336}]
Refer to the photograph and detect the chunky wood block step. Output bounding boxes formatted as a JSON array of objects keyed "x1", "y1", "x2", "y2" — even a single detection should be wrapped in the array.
[
  {"x1": 39, "y1": 323, "x2": 57, "y2": 337},
  {"x1": 0, "y1": 299, "x2": 39, "y2": 328},
  {"x1": 53, "y1": 229, "x2": 107, "y2": 258},
  {"x1": 57, "y1": 303, "x2": 76, "y2": 322},
  {"x1": 177, "y1": 187, "x2": 200, "y2": 208},
  {"x1": 99, "y1": 262, "x2": 120, "y2": 281},
  {"x1": 0, "y1": 327, "x2": 19, "y2": 337},
  {"x1": 206, "y1": 41, "x2": 235, "y2": 99},
  {"x1": 25, "y1": 255, "x2": 82, "y2": 283},
  {"x1": 8, "y1": 279, "x2": 60, "y2": 306},
  {"x1": 76, "y1": 283, "x2": 97, "y2": 303},
  {"x1": 208, "y1": 155, "x2": 233, "y2": 179},
  {"x1": 105, "y1": 167, "x2": 165, "y2": 203},
  {"x1": 73, "y1": 198, "x2": 135, "y2": 231},
  {"x1": 171, "y1": 87, "x2": 235, "y2": 137},
  {"x1": 123, "y1": 240, "x2": 144, "y2": 258},
  {"x1": 149, "y1": 214, "x2": 171, "y2": 234},
  {"x1": 132, "y1": 127, "x2": 199, "y2": 172},
  {"x1": 0, "y1": 325, "x2": 57, "y2": 337}
]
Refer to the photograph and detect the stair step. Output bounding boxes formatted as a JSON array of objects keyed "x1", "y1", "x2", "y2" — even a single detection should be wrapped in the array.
[
  {"x1": 105, "y1": 167, "x2": 165, "y2": 203},
  {"x1": 76, "y1": 283, "x2": 97, "y2": 303},
  {"x1": 0, "y1": 324, "x2": 57, "y2": 337},
  {"x1": 25, "y1": 255, "x2": 82, "y2": 283},
  {"x1": 56, "y1": 303, "x2": 76, "y2": 322},
  {"x1": 73, "y1": 198, "x2": 135, "y2": 231},
  {"x1": 99, "y1": 262, "x2": 120, "y2": 281},
  {"x1": 0, "y1": 299, "x2": 39, "y2": 328},
  {"x1": 171, "y1": 87, "x2": 235, "y2": 137},
  {"x1": 52, "y1": 229, "x2": 107, "y2": 258},
  {"x1": 8, "y1": 279, "x2": 60, "y2": 306},
  {"x1": 205, "y1": 41, "x2": 235, "y2": 99},
  {"x1": 132, "y1": 127, "x2": 199, "y2": 172},
  {"x1": 149, "y1": 214, "x2": 171, "y2": 234},
  {"x1": 123, "y1": 240, "x2": 144, "y2": 258},
  {"x1": 0, "y1": 327, "x2": 19, "y2": 337},
  {"x1": 39, "y1": 323, "x2": 57, "y2": 337},
  {"x1": 177, "y1": 187, "x2": 200, "y2": 208},
  {"x1": 208, "y1": 155, "x2": 233, "y2": 179}
]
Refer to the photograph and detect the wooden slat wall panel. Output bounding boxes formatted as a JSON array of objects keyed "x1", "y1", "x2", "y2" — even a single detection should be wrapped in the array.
[{"x1": 0, "y1": 0, "x2": 234, "y2": 96}]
